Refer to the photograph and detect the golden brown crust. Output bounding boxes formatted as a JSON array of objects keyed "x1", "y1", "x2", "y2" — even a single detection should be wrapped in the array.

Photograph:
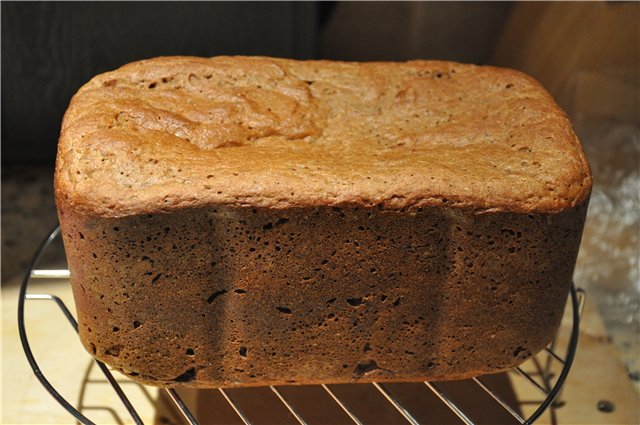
[
  {"x1": 56, "y1": 56, "x2": 592, "y2": 388},
  {"x1": 55, "y1": 56, "x2": 591, "y2": 218}
]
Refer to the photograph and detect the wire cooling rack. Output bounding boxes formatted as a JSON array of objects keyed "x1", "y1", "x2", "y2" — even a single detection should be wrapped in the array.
[{"x1": 19, "y1": 226, "x2": 585, "y2": 425}]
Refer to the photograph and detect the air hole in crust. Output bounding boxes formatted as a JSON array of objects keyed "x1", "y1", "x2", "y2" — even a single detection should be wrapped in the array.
[
  {"x1": 355, "y1": 360, "x2": 379, "y2": 375},
  {"x1": 207, "y1": 289, "x2": 227, "y2": 304},
  {"x1": 173, "y1": 368, "x2": 197, "y2": 382},
  {"x1": 239, "y1": 346, "x2": 248, "y2": 357},
  {"x1": 105, "y1": 346, "x2": 121, "y2": 357},
  {"x1": 347, "y1": 298, "x2": 364, "y2": 307},
  {"x1": 277, "y1": 306, "x2": 292, "y2": 314},
  {"x1": 263, "y1": 218, "x2": 289, "y2": 230},
  {"x1": 186, "y1": 348, "x2": 195, "y2": 356}
]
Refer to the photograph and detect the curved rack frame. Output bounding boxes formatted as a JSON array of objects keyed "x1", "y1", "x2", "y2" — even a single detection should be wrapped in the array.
[{"x1": 19, "y1": 226, "x2": 585, "y2": 425}]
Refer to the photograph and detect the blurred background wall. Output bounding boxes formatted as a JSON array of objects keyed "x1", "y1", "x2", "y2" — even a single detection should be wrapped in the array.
[{"x1": 2, "y1": 0, "x2": 639, "y2": 393}]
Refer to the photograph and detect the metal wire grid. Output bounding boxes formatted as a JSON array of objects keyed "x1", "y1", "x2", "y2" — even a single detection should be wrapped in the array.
[{"x1": 19, "y1": 226, "x2": 585, "y2": 425}]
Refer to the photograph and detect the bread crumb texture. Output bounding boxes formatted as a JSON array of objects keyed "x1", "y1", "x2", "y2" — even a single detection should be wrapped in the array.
[{"x1": 55, "y1": 56, "x2": 591, "y2": 217}]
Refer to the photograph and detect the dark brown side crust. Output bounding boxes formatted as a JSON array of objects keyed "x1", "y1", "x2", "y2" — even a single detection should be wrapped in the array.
[{"x1": 59, "y1": 200, "x2": 587, "y2": 388}]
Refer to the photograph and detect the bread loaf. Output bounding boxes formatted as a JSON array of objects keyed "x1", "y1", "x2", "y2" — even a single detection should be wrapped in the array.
[{"x1": 55, "y1": 56, "x2": 591, "y2": 387}]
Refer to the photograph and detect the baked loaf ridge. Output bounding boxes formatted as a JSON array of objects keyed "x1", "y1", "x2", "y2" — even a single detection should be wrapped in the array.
[{"x1": 55, "y1": 56, "x2": 591, "y2": 388}]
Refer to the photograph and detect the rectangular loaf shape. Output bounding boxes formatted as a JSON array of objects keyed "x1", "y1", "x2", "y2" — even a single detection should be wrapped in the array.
[{"x1": 55, "y1": 56, "x2": 591, "y2": 387}]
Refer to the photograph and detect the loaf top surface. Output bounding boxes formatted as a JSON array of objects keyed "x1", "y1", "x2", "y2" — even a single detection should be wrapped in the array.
[{"x1": 55, "y1": 56, "x2": 591, "y2": 217}]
